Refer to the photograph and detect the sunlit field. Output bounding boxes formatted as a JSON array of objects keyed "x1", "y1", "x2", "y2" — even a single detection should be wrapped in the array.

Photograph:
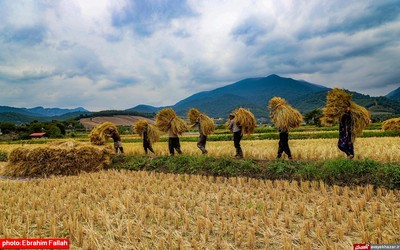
[
  {"x1": 122, "y1": 137, "x2": 400, "y2": 162},
  {"x1": 0, "y1": 170, "x2": 399, "y2": 249},
  {"x1": 1, "y1": 137, "x2": 400, "y2": 162}
]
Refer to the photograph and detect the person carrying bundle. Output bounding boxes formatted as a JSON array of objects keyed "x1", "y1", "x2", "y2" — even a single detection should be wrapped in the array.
[
  {"x1": 321, "y1": 88, "x2": 370, "y2": 159},
  {"x1": 155, "y1": 108, "x2": 188, "y2": 156},
  {"x1": 188, "y1": 108, "x2": 215, "y2": 155},
  {"x1": 228, "y1": 113, "x2": 243, "y2": 158},
  {"x1": 106, "y1": 127, "x2": 124, "y2": 154},
  {"x1": 227, "y1": 108, "x2": 256, "y2": 159},
  {"x1": 269, "y1": 97, "x2": 303, "y2": 160},
  {"x1": 168, "y1": 118, "x2": 183, "y2": 155},
  {"x1": 338, "y1": 107, "x2": 353, "y2": 158},
  {"x1": 134, "y1": 120, "x2": 160, "y2": 156}
]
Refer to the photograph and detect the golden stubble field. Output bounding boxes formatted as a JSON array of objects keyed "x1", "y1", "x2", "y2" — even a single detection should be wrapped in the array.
[
  {"x1": 1, "y1": 170, "x2": 399, "y2": 249},
  {"x1": 1, "y1": 137, "x2": 400, "y2": 162}
]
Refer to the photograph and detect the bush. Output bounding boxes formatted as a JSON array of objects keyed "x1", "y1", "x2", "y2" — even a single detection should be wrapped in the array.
[{"x1": 0, "y1": 151, "x2": 8, "y2": 161}]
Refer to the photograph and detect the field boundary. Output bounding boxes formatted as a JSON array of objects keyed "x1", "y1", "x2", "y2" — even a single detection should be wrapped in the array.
[{"x1": 112, "y1": 155, "x2": 400, "y2": 189}]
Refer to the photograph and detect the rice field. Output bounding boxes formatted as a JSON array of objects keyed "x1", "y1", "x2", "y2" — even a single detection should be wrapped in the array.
[
  {"x1": 1, "y1": 170, "x2": 399, "y2": 249},
  {"x1": 124, "y1": 137, "x2": 400, "y2": 162},
  {"x1": 1, "y1": 137, "x2": 400, "y2": 162}
]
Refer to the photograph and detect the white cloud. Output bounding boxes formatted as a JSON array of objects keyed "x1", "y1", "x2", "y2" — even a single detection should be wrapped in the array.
[{"x1": 0, "y1": 0, "x2": 399, "y2": 110}]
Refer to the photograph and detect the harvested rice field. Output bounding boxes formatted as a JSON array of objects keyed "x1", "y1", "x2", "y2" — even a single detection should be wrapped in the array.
[
  {"x1": 1, "y1": 170, "x2": 399, "y2": 249},
  {"x1": 1, "y1": 137, "x2": 399, "y2": 162}
]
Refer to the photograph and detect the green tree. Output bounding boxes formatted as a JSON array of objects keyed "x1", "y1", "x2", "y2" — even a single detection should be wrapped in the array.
[
  {"x1": 304, "y1": 109, "x2": 323, "y2": 126},
  {"x1": 0, "y1": 122, "x2": 16, "y2": 134},
  {"x1": 46, "y1": 125, "x2": 63, "y2": 138}
]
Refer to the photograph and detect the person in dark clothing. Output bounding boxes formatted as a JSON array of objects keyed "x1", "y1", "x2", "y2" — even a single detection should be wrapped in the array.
[
  {"x1": 143, "y1": 124, "x2": 155, "y2": 155},
  {"x1": 191, "y1": 116, "x2": 208, "y2": 154},
  {"x1": 168, "y1": 119, "x2": 182, "y2": 156},
  {"x1": 107, "y1": 127, "x2": 124, "y2": 154},
  {"x1": 338, "y1": 109, "x2": 354, "y2": 158},
  {"x1": 228, "y1": 114, "x2": 243, "y2": 158},
  {"x1": 277, "y1": 129, "x2": 292, "y2": 159}
]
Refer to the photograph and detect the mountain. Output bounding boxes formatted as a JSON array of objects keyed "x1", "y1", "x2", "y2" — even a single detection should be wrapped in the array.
[
  {"x1": 131, "y1": 74, "x2": 329, "y2": 117},
  {"x1": 126, "y1": 104, "x2": 162, "y2": 114},
  {"x1": 27, "y1": 106, "x2": 88, "y2": 117},
  {"x1": 130, "y1": 74, "x2": 400, "y2": 119},
  {"x1": 0, "y1": 106, "x2": 90, "y2": 123},
  {"x1": 386, "y1": 87, "x2": 400, "y2": 101},
  {"x1": 0, "y1": 106, "x2": 88, "y2": 117}
]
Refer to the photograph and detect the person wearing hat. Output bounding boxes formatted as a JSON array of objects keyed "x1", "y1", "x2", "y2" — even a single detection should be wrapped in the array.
[
  {"x1": 228, "y1": 114, "x2": 243, "y2": 158},
  {"x1": 107, "y1": 127, "x2": 124, "y2": 154}
]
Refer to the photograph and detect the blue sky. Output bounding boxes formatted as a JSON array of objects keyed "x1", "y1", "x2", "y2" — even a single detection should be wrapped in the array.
[{"x1": 0, "y1": 0, "x2": 399, "y2": 111}]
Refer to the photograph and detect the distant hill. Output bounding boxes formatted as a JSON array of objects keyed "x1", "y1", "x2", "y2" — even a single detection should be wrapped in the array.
[
  {"x1": 126, "y1": 104, "x2": 163, "y2": 114},
  {"x1": 129, "y1": 74, "x2": 400, "y2": 119},
  {"x1": 80, "y1": 115, "x2": 154, "y2": 129},
  {"x1": 0, "y1": 111, "x2": 91, "y2": 123},
  {"x1": 0, "y1": 105, "x2": 91, "y2": 123},
  {"x1": 386, "y1": 87, "x2": 400, "y2": 101}
]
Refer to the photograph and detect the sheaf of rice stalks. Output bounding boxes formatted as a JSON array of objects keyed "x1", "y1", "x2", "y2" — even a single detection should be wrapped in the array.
[
  {"x1": 187, "y1": 108, "x2": 215, "y2": 136},
  {"x1": 133, "y1": 120, "x2": 160, "y2": 143},
  {"x1": 231, "y1": 108, "x2": 257, "y2": 136},
  {"x1": 155, "y1": 108, "x2": 188, "y2": 135},
  {"x1": 269, "y1": 97, "x2": 303, "y2": 131},
  {"x1": 88, "y1": 122, "x2": 118, "y2": 145},
  {"x1": 2, "y1": 140, "x2": 114, "y2": 177},
  {"x1": 382, "y1": 117, "x2": 400, "y2": 131}
]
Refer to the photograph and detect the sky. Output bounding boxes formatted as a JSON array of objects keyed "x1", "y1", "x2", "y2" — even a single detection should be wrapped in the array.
[{"x1": 0, "y1": 0, "x2": 399, "y2": 111}]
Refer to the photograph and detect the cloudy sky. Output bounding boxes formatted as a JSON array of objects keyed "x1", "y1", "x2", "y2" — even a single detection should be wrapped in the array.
[{"x1": 1, "y1": 0, "x2": 399, "y2": 111}]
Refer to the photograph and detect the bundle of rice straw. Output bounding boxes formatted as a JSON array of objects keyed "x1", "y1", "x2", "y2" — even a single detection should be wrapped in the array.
[
  {"x1": 382, "y1": 117, "x2": 400, "y2": 131},
  {"x1": 268, "y1": 97, "x2": 303, "y2": 131},
  {"x1": 320, "y1": 88, "x2": 352, "y2": 126},
  {"x1": 89, "y1": 122, "x2": 118, "y2": 145},
  {"x1": 231, "y1": 108, "x2": 257, "y2": 136},
  {"x1": 155, "y1": 108, "x2": 188, "y2": 135},
  {"x1": 187, "y1": 108, "x2": 215, "y2": 135},
  {"x1": 133, "y1": 120, "x2": 160, "y2": 143},
  {"x1": 2, "y1": 140, "x2": 114, "y2": 178},
  {"x1": 321, "y1": 88, "x2": 370, "y2": 139}
]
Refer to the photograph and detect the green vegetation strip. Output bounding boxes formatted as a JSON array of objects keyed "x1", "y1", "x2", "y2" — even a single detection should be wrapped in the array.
[{"x1": 112, "y1": 155, "x2": 400, "y2": 189}]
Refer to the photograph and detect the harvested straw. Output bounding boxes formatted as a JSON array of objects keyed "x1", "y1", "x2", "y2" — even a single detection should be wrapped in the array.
[
  {"x1": 349, "y1": 101, "x2": 370, "y2": 136},
  {"x1": 2, "y1": 140, "x2": 114, "y2": 178},
  {"x1": 382, "y1": 117, "x2": 400, "y2": 131},
  {"x1": 187, "y1": 108, "x2": 215, "y2": 135},
  {"x1": 321, "y1": 88, "x2": 352, "y2": 126},
  {"x1": 89, "y1": 122, "x2": 118, "y2": 145},
  {"x1": 268, "y1": 97, "x2": 303, "y2": 131},
  {"x1": 321, "y1": 88, "x2": 370, "y2": 139},
  {"x1": 155, "y1": 108, "x2": 188, "y2": 135},
  {"x1": 231, "y1": 108, "x2": 257, "y2": 136},
  {"x1": 133, "y1": 120, "x2": 160, "y2": 143}
]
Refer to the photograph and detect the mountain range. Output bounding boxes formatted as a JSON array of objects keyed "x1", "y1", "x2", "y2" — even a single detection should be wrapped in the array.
[
  {"x1": 0, "y1": 106, "x2": 89, "y2": 123},
  {"x1": 1, "y1": 74, "x2": 400, "y2": 123},
  {"x1": 129, "y1": 74, "x2": 400, "y2": 119}
]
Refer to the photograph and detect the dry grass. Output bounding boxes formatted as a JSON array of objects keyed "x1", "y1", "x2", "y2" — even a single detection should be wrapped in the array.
[
  {"x1": 382, "y1": 118, "x2": 400, "y2": 131},
  {"x1": 118, "y1": 137, "x2": 400, "y2": 162},
  {"x1": 133, "y1": 120, "x2": 160, "y2": 144},
  {"x1": 88, "y1": 122, "x2": 118, "y2": 145},
  {"x1": 321, "y1": 88, "x2": 370, "y2": 139},
  {"x1": 1, "y1": 137, "x2": 400, "y2": 162},
  {"x1": 231, "y1": 108, "x2": 257, "y2": 136},
  {"x1": 187, "y1": 108, "x2": 215, "y2": 136},
  {"x1": 269, "y1": 97, "x2": 303, "y2": 131},
  {"x1": 1, "y1": 170, "x2": 399, "y2": 249},
  {"x1": 2, "y1": 141, "x2": 114, "y2": 178},
  {"x1": 155, "y1": 108, "x2": 188, "y2": 135}
]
